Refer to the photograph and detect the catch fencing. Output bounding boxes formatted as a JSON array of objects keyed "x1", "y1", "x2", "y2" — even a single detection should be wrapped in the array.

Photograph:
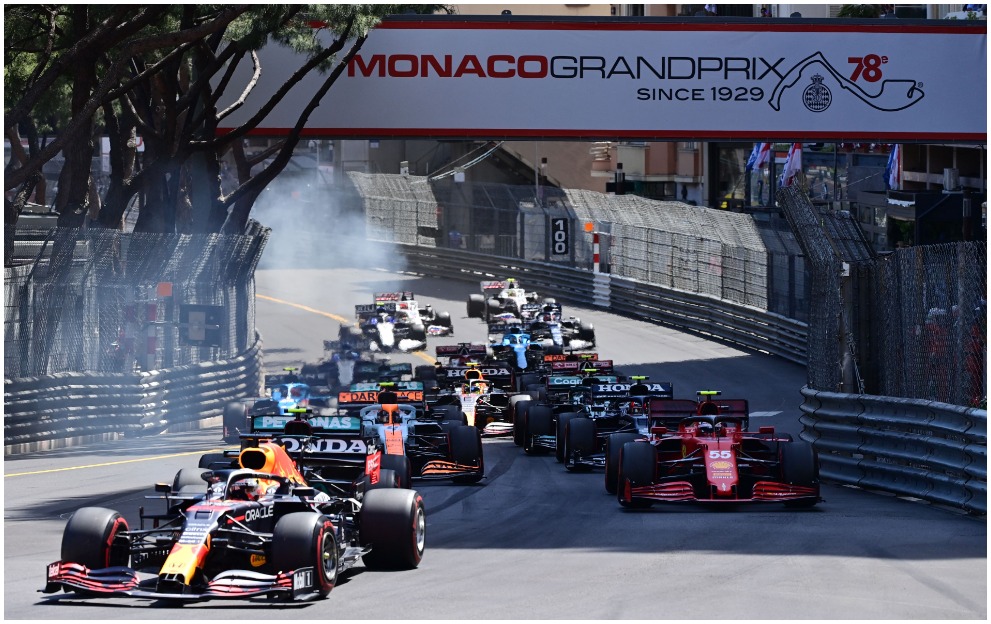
[
  {"x1": 4, "y1": 221, "x2": 270, "y2": 453},
  {"x1": 348, "y1": 172, "x2": 806, "y2": 321}
]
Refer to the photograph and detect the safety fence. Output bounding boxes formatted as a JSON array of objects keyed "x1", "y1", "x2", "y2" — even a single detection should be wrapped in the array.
[
  {"x1": 4, "y1": 222, "x2": 269, "y2": 378},
  {"x1": 800, "y1": 387, "x2": 986, "y2": 515},
  {"x1": 4, "y1": 336, "x2": 263, "y2": 455},
  {"x1": 348, "y1": 172, "x2": 807, "y2": 321}
]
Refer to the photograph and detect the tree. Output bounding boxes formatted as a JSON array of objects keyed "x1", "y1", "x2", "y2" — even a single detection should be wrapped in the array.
[
  {"x1": 4, "y1": 5, "x2": 449, "y2": 234},
  {"x1": 836, "y1": 5, "x2": 883, "y2": 18}
]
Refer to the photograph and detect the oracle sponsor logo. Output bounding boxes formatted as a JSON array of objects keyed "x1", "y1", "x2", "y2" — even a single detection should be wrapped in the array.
[{"x1": 347, "y1": 54, "x2": 786, "y2": 81}]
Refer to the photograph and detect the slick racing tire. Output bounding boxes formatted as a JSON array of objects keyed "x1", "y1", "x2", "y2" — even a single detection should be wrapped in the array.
[
  {"x1": 172, "y1": 468, "x2": 207, "y2": 495},
  {"x1": 436, "y1": 311, "x2": 452, "y2": 329},
  {"x1": 605, "y1": 433, "x2": 639, "y2": 494},
  {"x1": 618, "y1": 442, "x2": 656, "y2": 509},
  {"x1": 61, "y1": 507, "x2": 130, "y2": 572},
  {"x1": 523, "y1": 405, "x2": 553, "y2": 455},
  {"x1": 467, "y1": 294, "x2": 485, "y2": 319},
  {"x1": 197, "y1": 452, "x2": 230, "y2": 469},
  {"x1": 272, "y1": 512, "x2": 338, "y2": 598},
  {"x1": 361, "y1": 488, "x2": 426, "y2": 570},
  {"x1": 381, "y1": 454, "x2": 413, "y2": 490},
  {"x1": 512, "y1": 399, "x2": 532, "y2": 447},
  {"x1": 449, "y1": 425, "x2": 484, "y2": 484},
  {"x1": 222, "y1": 401, "x2": 247, "y2": 444},
  {"x1": 367, "y1": 468, "x2": 400, "y2": 491},
  {"x1": 577, "y1": 321, "x2": 596, "y2": 344},
  {"x1": 415, "y1": 365, "x2": 438, "y2": 384},
  {"x1": 781, "y1": 442, "x2": 820, "y2": 508},
  {"x1": 516, "y1": 373, "x2": 541, "y2": 393},
  {"x1": 435, "y1": 404, "x2": 467, "y2": 426},
  {"x1": 555, "y1": 412, "x2": 579, "y2": 463},
  {"x1": 565, "y1": 417, "x2": 597, "y2": 472}
]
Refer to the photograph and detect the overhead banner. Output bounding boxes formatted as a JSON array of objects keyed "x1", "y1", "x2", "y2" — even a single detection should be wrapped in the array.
[{"x1": 220, "y1": 17, "x2": 987, "y2": 142}]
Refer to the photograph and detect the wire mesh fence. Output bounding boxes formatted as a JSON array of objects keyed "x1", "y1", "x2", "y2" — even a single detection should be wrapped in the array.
[
  {"x1": 778, "y1": 185, "x2": 986, "y2": 407},
  {"x1": 349, "y1": 173, "x2": 787, "y2": 313},
  {"x1": 4, "y1": 223, "x2": 270, "y2": 379}
]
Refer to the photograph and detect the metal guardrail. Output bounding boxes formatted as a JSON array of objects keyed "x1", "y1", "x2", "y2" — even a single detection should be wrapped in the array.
[
  {"x1": 397, "y1": 243, "x2": 807, "y2": 364},
  {"x1": 799, "y1": 387, "x2": 987, "y2": 515},
  {"x1": 4, "y1": 336, "x2": 263, "y2": 455}
]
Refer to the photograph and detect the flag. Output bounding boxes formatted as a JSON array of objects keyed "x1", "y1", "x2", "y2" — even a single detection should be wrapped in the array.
[
  {"x1": 885, "y1": 144, "x2": 901, "y2": 190},
  {"x1": 746, "y1": 143, "x2": 771, "y2": 172},
  {"x1": 754, "y1": 142, "x2": 771, "y2": 169},
  {"x1": 779, "y1": 143, "x2": 802, "y2": 187}
]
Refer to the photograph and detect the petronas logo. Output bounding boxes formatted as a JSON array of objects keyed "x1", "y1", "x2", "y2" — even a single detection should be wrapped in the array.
[{"x1": 803, "y1": 74, "x2": 832, "y2": 112}]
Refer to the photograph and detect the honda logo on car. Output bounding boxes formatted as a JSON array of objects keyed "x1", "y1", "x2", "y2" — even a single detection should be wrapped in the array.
[{"x1": 282, "y1": 438, "x2": 368, "y2": 454}]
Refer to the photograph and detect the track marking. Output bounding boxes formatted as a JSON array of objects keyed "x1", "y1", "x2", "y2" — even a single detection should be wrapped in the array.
[
  {"x1": 256, "y1": 293, "x2": 436, "y2": 364},
  {"x1": 4, "y1": 449, "x2": 222, "y2": 478}
]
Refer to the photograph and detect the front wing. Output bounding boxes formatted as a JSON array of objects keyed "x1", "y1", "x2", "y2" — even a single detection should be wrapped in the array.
[
  {"x1": 622, "y1": 480, "x2": 820, "y2": 504},
  {"x1": 42, "y1": 561, "x2": 322, "y2": 602}
]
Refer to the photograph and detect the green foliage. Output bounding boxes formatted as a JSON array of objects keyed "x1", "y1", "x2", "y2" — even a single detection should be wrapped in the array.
[{"x1": 836, "y1": 5, "x2": 882, "y2": 18}]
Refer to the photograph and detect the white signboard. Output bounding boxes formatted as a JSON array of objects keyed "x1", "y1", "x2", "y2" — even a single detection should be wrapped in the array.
[{"x1": 219, "y1": 17, "x2": 986, "y2": 142}]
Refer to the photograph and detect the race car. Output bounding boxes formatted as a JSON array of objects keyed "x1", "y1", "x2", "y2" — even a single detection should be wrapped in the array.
[
  {"x1": 613, "y1": 405, "x2": 820, "y2": 508},
  {"x1": 222, "y1": 368, "x2": 335, "y2": 443},
  {"x1": 337, "y1": 384, "x2": 484, "y2": 484},
  {"x1": 488, "y1": 324, "x2": 545, "y2": 370},
  {"x1": 519, "y1": 302, "x2": 597, "y2": 351},
  {"x1": 522, "y1": 376, "x2": 673, "y2": 462},
  {"x1": 42, "y1": 437, "x2": 425, "y2": 603},
  {"x1": 466, "y1": 279, "x2": 543, "y2": 322},
  {"x1": 430, "y1": 364, "x2": 513, "y2": 436}
]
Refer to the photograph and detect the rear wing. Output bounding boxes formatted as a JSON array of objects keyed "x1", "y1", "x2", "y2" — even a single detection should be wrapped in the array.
[
  {"x1": 590, "y1": 382, "x2": 673, "y2": 400},
  {"x1": 436, "y1": 343, "x2": 487, "y2": 358},
  {"x1": 352, "y1": 362, "x2": 413, "y2": 382},
  {"x1": 374, "y1": 291, "x2": 414, "y2": 303},
  {"x1": 550, "y1": 359, "x2": 613, "y2": 373},
  {"x1": 543, "y1": 352, "x2": 599, "y2": 363},
  {"x1": 480, "y1": 280, "x2": 509, "y2": 293},
  {"x1": 350, "y1": 381, "x2": 424, "y2": 392},
  {"x1": 338, "y1": 389, "x2": 424, "y2": 406},
  {"x1": 250, "y1": 412, "x2": 363, "y2": 434},
  {"x1": 442, "y1": 364, "x2": 514, "y2": 388}
]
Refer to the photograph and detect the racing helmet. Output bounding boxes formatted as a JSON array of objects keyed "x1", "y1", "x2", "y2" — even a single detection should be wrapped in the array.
[
  {"x1": 228, "y1": 478, "x2": 261, "y2": 501},
  {"x1": 290, "y1": 386, "x2": 303, "y2": 399}
]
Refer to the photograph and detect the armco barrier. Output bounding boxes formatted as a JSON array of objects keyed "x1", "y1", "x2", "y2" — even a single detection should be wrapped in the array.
[
  {"x1": 397, "y1": 243, "x2": 807, "y2": 365},
  {"x1": 4, "y1": 336, "x2": 263, "y2": 455},
  {"x1": 799, "y1": 387, "x2": 987, "y2": 515}
]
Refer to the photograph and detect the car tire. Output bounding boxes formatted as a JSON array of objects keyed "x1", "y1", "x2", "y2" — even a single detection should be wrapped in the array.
[
  {"x1": 361, "y1": 489, "x2": 426, "y2": 570},
  {"x1": 516, "y1": 373, "x2": 541, "y2": 392},
  {"x1": 222, "y1": 402, "x2": 247, "y2": 444},
  {"x1": 367, "y1": 468, "x2": 399, "y2": 491},
  {"x1": 555, "y1": 412, "x2": 579, "y2": 463},
  {"x1": 272, "y1": 512, "x2": 338, "y2": 598},
  {"x1": 381, "y1": 454, "x2": 413, "y2": 489},
  {"x1": 61, "y1": 507, "x2": 129, "y2": 571},
  {"x1": 578, "y1": 321, "x2": 596, "y2": 343},
  {"x1": 524, "y1": 405, "x2": 553, "y2": 455},
  {"x1": 172, "y1": 468, "x2": 207, "y2": 495},
  {"x1": 605, "y1": 433, "x2": 638, "y2": 494},
  {"x1": 197, "y1": 452, "x2": 229, "y2": 469},
  {"x1": 512, "y1": 399, "x2": 531, "y2": 447},
  {"x1": 781, "y1": 441, "x2": 820, "y2": 508},
  {"x1": 448, "y1": 425, "x2": 484, "y2": 483},
  {"x1": 436, "y1": 311, "x2": 452, "y2": 328},
  {"x1": 435, "y1": 404, "x2": 467, "y2": 425},
  {"x1": 565, "y1": 417, "x2": 596, "y2": 472},
  {"x1": 415, "y1": 365, "x2": 437, "y2": 384},
  {"x1": 618, "y1": 442, "x2": 656, "y2": 509},
  {"x1": 467, "y1": 294, "x2": 485, "y2": 319}
]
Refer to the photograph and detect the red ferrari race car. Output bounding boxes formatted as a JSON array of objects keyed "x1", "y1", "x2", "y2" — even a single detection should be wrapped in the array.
[
  {"x1": 614, "y1": 410, "x2": 821, "y2": 509},
  {"x1": 42, "y1": 437, "x2": 425, "y2": 603}
]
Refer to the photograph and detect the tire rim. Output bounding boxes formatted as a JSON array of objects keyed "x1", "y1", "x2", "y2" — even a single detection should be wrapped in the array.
[
  {"x1": 321, "y1": 530, "x2": 338, "y2": 586},
  {"x1": 413, "y1": 504, "x2": 426, "y2": 553}
]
